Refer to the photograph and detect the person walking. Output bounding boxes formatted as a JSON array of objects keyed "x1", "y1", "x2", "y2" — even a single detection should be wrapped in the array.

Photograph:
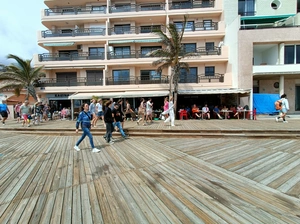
[
  {"x1": 95, "y1": 99, "x2": 105, "y2": 127},
  {"x1": 163, "y1": 96, "x2": 175, "y2": 126},
  {"x1": 89, "y1": 99, "x2": 97, "y2": 127},
  {"x1": 137, "y1": 98, "x2": 146, "y2": 125},
  {"x1": 163, "y1": 97, "x2": 169, "y2": 119},
  {"x1": 0, "y1": 100, "x2": 10, "y2": 125},
  {"x1": 74, "y1": 103, "x2": 100, "y2": 153},
  {"x1": 146, "y1": 98, "x2": 153, "y2": 124},
  {"x1": 112, "y1": 104, "x2": 129, "y2": 139},
  {"x1": 20, "y1": 100, "x2": 32, "y2": 127},
  {"x1": 14, "y1": 102, "x2": 22, "y2": 123},
  {"x1": 104, "y1": 100, "x2": 114, "y2": 144},
  {"x1": 275, "y1": 93, "x2": 289, "y2": 123}
]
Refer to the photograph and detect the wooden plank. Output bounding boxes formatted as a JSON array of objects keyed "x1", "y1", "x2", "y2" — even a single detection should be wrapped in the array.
[
  {"x1": 29, "y1": 194, "x2": 48, "y2": 224},
  {"x1": 39, "y1": 191, "x2": 57, "y2": 224},
  {"x1": 8, "y1": 198, "x2": 30, "y2": 224},
  {"x1": 50, "y1": 188, "x2": 65, "y2": 223},
  {"x1": 87, "y1": 181, "x2": 104, "y2": 224},
  {"x1": 61, "y1": 186, "x2": 72, "y2": 224},
  {"x1": 81, "y1": 183, "x2": 93, "y2": 224},
  {"x1": 18, "y1": 196, "x2": 39, "y2": 224},
  {"x1": 72, "y1": 185, "x2": 82, "y2": 224}
]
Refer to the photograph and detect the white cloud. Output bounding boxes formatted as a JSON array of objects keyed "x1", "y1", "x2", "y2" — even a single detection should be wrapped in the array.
[{"x1": 0, "y1": 1, "x2": 47, "y2": 65}]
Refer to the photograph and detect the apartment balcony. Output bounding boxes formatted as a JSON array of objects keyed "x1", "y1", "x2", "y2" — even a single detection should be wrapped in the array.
[
  {"x1": 109, "y1": 3, "x2": 166, "y2": 13},
  {"x1": 38, "y1": 52, "x2": 105, "y2": 62},
  {"x1": 253, "y1": 64, "x2": 300, "y2": 75},
  {"x1": 44, "y1": 6, "x2": 107, "y2": 16},
  {"x1": 41, "y1": 28, "x2": 106, "y2": 38},
  {"x1": 169, "y1": 0, "x2": 215, "y2": 10},
  {"x1": 36, "y1": 73, "x2": 224, "y2": 88},
  {"x1": 108, "y1": 25, "x2": 166, "y2": 35},
  {"x1": 107, "y1": 47, "x2": 221, "y2": 60}
]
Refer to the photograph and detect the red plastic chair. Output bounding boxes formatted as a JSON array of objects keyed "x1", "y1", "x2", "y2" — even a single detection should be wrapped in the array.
[
  {"x1": 247, "y1": 109, "x2": 257, "y2": 120},
  {"x1": 179, "y1": 110, "x2": 188, "y2": 120}
]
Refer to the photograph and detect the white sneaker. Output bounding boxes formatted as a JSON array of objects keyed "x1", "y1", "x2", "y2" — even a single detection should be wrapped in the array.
[
  {"x1": 275, "y1": 117, "x2": 279, "y2": 122},
  {"x1": 74, "y1": 145, "x2": 80, "y2": 151},
  {"x1": 92, "y1": 148, "x2": 101, "y2": 153},
  {"x1": 108, "y1": 140, "x2": 114, "y2": 145},
  {"x1": 283, "y1": 121, "x2": 288, "y2": 123}
]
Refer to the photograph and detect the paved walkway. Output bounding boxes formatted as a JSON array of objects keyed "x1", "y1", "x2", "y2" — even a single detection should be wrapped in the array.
[{"x1": 1, "y1": 117, "x2": 300, "y2": 223}]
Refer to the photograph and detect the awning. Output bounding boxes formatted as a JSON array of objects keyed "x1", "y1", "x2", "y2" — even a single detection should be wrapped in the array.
[
  {"x1": 178, "y1": 88, "x2": 251, "y2": 95},
  {"x1": 109, "y1": 38, "x2": 162, "y2": 44},
  {"x1": 240, "y1": 14, "x2": 294, "y2": 24},
  {"x1": 68, "y1": 90, "x2": 169, "y2": 100},
  {"x1": 43, "y1": 42, "x2": 75, "y2": 47}
]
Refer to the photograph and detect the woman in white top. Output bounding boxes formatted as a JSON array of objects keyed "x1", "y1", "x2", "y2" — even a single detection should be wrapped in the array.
[
  {"x1": 137, "y1": 98, "x2": 146, "y2": 125},
  {"x1": 164, "y1": 96, "x2": 175, "y2": 126},
  {"x1": 146, "y1": 98, "x2": 153, "y2": 123},
  {"x1": 95, "y1": 99, "x2": 105, "y2": 127},
  {"x1": 89, "y1": 99, "x2": 97, "y2": 127}
]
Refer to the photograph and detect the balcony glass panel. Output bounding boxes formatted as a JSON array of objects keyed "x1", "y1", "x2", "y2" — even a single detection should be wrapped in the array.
[
  {"x1": 112, "y1": 70, "x2": 130, "y2": 85},
  {"x1": 87, "y1": 70, "x2": 103, "y2": 85},
  {"x1": 111, "y1": 4, "x2": 131, "y2": 13},
  {"x1": 205, "y1": 66, "x2": 215, "y2": 76}
]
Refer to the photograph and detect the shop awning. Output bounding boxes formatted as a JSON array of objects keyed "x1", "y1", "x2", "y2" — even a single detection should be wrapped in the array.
[
  {"x1": 108, "y1": 38, "x2": 162, "y2": 44},
  {"x1": 240, "y1": 14, "x2": 294, "y2": 24},
  {"x1": 178, "y1": 88, "x2": 251, "y2": 95},
  {"x1": 68, "y1": 90, "x2": 169, "y2": 100}
]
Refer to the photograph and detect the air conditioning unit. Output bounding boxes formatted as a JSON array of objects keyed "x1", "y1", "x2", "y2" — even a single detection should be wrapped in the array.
[{"x1": 77, "y1": 45, "x2": 82, "y2": 50}]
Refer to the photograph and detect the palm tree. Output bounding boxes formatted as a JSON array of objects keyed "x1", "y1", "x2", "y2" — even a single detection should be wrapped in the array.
[
  {"x1": 0, "y1": 54, "x2": 44, "y2": 101},
  {"x1": 147, "y1": 16, "x2": 193, "y2": 112}
]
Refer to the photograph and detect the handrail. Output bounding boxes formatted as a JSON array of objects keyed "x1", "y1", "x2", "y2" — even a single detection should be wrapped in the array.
[
  {"x1": 108, "y1": 25, "x2": 166, "y2": 35},
  {"x1": 38, "y1": 53, "x2": 105, "y2": 62},
  {"x1": 42, "y1": 28, "x2": 106, "y2": 38},
  {"x1": 44, "y1": 6, "x2": 107, "y2": 16},
  {"x1": 169, "y1": 0, "x2": 215, "y2": 10},
  {"x1": 106, "y1": 76, "x2": 169, "y2": 85},
  {"x1": 109, "y1": 3, "x2": 165, "y2": 13}
]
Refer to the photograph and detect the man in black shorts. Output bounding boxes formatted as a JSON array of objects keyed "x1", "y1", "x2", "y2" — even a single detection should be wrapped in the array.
[{"x1": 0, "y1": 100, "x2": 10, "y2": 125}]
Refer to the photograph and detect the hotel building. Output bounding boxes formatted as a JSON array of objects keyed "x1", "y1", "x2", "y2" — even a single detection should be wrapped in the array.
[{"x1": 33, "y1": 0, "x2": 300, "y2": 115}]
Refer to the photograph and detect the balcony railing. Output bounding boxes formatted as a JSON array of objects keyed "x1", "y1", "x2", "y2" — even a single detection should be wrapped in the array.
[
  {"x1": 108, "y1": 25, "x2": 166, "y2": 35},
  {"x1": 38, "y1": 53, "x2": 105, "y2": 62},
  {"x1": 44, "y1": 6, "x2": 107, "y2": 16},
  {"x1": 169, "y1": 0, "x2": 215, "y2": 10},
  {"x1": 109, "y1": 3, "x2": 165, "y2": 13},
  {"x1": 179, "y1": 73, "x2": 224, "y2": 83},
  {"x1": 108, "y1": 47, "x2": 220, "y2": 60},
  {"x1": 42, "y1": 28, "x2": 106, "y2": 38},
  {"x1": 36, "y1": 76, "x2": 169, "y2": 87},
  {"x1": 106, "y1": 76, "x2": 169, "y2": 85},
  {"x1": 182, "y1": 22, "x2": 218, "y2": 32},
  {"x1": 37, "y1": 77, "x2": 104, "y2": 87},
  {"x1": 239, "y1": 11, "x2": 256, "y2": 16},
  {"x1": 36, "y1": 73, "x2": 224, "y2": 87}
]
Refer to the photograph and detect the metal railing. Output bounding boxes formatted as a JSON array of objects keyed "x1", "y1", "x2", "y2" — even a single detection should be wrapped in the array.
[
  {"x1": 106, "y1": 76, "x2": 169, "y2": 85},
  {"x1": 108, "y1": 25, "x2": 165, "y2": 35},
  {"x1": 109, "y1": 3, "x2": 165, "y2": 13},
  {"x1": 181, "y1": 21, "x2": 218, "y2": 32},
  {"x1": 44, "y1": 6, "x2": 107, "y2": 16},
  {"x1": 179, "y1": 73, "x2": 224, "y2": 83},
  {"x1": 42, "y1": 28, "x2": 106, "y2": 38},
  {"x1": 108, "y1": 47, "x2": 220, "y2": 60},
  {"x1": 38, "y1": 53, "x2": 105, "y2": 62},
  {"x1": 238, "y1": 11, "x2": 256, "y2": 16},
  {"x1": 37, "y1": 77, "x2": 104, "y2": 87},
  {"x1": 169, "y1": 0, "x2": 215, "y2": 10},
  {"x1": 36, "y1": 73, "x2": 224, "y2": 87}
]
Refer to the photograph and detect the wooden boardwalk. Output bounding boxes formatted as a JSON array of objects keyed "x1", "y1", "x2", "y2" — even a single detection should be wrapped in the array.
[{"x1": 0, "y1": 128, "x2": 300, "y2": 223}]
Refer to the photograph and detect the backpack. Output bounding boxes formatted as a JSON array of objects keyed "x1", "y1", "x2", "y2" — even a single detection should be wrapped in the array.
[{"x1": 275, "y1": 100, "x2": 282, "y2": 110}]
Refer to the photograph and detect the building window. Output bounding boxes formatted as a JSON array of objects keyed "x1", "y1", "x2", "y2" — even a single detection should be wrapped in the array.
[
  {"x1": 114, "y1": 24, "x2": 131, "y2": 34},
  {"x1": 179, "y1": 67, "x2": 197, "y2": 83},
  {"x1": 174, "y1": 21, "x2": 194, "y2": 31},
  {"x1": 203, "y1": 20, "x2": 213, "y2": 30},
  {"x1": 205, "y1": 66, "x2": 215, "y2": 76},
  {"x1": 140, "y1": 46, "x2": 161, "y2": 57},
  {"x1": 114, "y1": 46, "x2": 131, "y2": 58},
  {"x1": 183, "y1": 43, "x2": 196, "y2": 53},
  {"x1": 284, "y1": 45, "x2": 300, "y2": 64},
  {"x1": 238, "y1": 0, "x2": 255, "y2": 16},
  {"x1": 89, "y1": 47, "x2": 104, "y2": 59},
  {"x1": 113, "y1": 70, "x2": 130, "y2": 82},
  {"x1": 205, "y1": 42, "x2": 215, "y2": 50},
  {"x1": 86, "y1": 70, "x2": 103, "y2": 85},
  {"x1": 140, "y1": 70, "x2": 161, "y2": 81}
]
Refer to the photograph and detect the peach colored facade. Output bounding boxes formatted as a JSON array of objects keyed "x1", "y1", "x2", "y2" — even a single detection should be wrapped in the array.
[{"x1": 34, "y1": 0, "x2": 241, "y2": 109}]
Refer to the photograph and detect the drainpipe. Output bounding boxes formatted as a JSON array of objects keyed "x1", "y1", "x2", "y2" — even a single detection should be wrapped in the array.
[
  {"x1": 250, "y1": 88, "x2": 253, "y2": 120},
  {"x1": 279, "y1": 75, "x2": 284, "y2": 96},
  {"x1": 71, "y1": 99, "x2": 74, "y2": 121}
]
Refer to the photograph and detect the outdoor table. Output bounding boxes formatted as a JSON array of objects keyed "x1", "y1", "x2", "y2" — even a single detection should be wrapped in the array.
[{"x1": 221, "y1": 110, "x2": 232, "y2": 119}]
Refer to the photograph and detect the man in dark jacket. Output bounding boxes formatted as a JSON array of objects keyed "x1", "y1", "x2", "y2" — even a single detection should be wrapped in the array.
[{"x1": 104, "y1": 100, "x2": 114, "y2": 144}]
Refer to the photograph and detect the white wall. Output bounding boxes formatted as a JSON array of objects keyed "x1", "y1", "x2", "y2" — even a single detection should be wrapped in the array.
[
  {"x1": 256, "y1": 0, "x2": 297, "y2": 16},
  {"x1": 253, "y1": 51, "x2": 262, "y2": 65},
  {"x1": 262, "y1": 45, "x2": 278, "y2": 65}
]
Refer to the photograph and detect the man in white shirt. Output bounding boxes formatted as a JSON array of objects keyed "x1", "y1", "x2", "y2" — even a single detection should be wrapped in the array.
[{"x1": 202, "y1": 104, "x2": 210, "y2": 120}]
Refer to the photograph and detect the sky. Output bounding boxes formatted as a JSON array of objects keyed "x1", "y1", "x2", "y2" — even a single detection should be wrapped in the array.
[{"x1": 0, "y1": 1, "x2": 47, "y2": 65}]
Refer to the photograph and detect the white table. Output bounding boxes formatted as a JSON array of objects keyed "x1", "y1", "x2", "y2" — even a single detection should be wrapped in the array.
[{"x1": 221, "y1": 110, "x2": 232, "y2": 119}]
